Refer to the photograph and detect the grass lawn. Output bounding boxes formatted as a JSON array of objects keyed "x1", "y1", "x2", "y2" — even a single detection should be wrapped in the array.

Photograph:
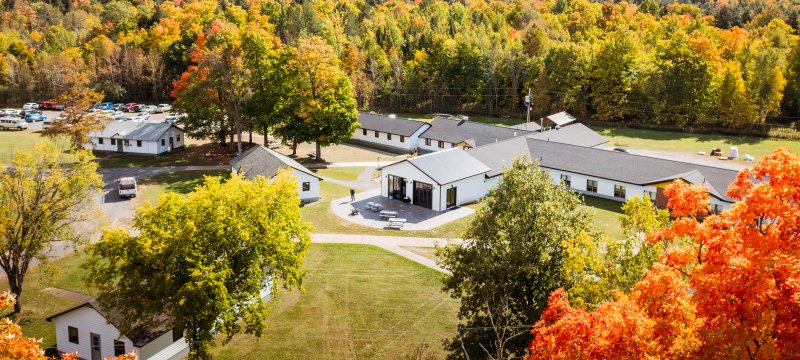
[
  {"x1": 213, "y1": 243, "x2": 458, "y2": 359},
  {"x1": 136, "y1": 170, "x2": 230, "y2": 204},
  {"x1": 301, "y1": 181, "x2": 474, "y2": 239},
  {"x1": 1, "y1": 253, "x2": 93, "y2": 347},
  {"x1": 595, "y1": 127, "x2": 800, "y2": 160},
  {"x1": 313, "y1": 166, "x2": 367, "y2": 182},
  {"x1": 0, "y1": 131, "x2": 70, "y2": 164},
  {"x1": 401, "y1": 246, "x2": 438, "y2": 261},
  {"x1": 582, "y1": 196, "x2": 625, "y2": 240}
]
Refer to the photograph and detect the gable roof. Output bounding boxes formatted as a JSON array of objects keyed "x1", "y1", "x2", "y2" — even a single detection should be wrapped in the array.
[
  {"x1": 544, "y1": 111, "x2": 577, "y2": 126},
  {"x1": 466, "y1": 137, "x2": 531, "y2": 178},
  {"x1": 419, "y1": 117, "x2": 533, "y2": 147},
  {"x1": 229, "y1": 146, "x2": 321, "y2": 180},
  {"x1": 91, "y1": 121, "x2": 182, "y2": 141},
  {"x1": 357, "y1": 113, "x2": 429, "y2": 136},
  {"x1": 509, "y1": 122, "x2": 543, "y2": 131},
  {"x1": 526, "y1": 123, "x2": 608, "y2": 148},
  {"x1": 386, "y1": 148, "x2": 491, "y2": 185},
  {"x1": 46, "y1": 298, "x2": 172, "y2": 348}
]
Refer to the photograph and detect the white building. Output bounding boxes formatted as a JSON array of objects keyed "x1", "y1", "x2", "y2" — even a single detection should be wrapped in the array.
[
  {"x1": 230, "y1": 145, "x2": 322, "y2": 203},
  {"x1": 379, "y1": 148, "x2": 491, "y2": 211},
  {"x1": 380, "y1": 136, "x2": 739, "y2": 213},
  {"x1": 45, "y1": 299, "x2": 188, "y2": 360},
  {"x1": 351, "y1": 113, "x2": 431, "y2": 153},
  {"x1": 86, "y1": 121, "x2": 185, "y2": 155}
]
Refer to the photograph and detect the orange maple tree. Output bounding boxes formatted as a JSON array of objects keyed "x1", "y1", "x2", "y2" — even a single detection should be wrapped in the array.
[{"x1": 527, "y1": 148, "x2": 800, "y2": 359}]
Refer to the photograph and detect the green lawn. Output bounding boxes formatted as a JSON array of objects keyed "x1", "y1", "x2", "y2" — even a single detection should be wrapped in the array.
[
  {"x1": 137, "y1": 170, "x2": 230, "y2": 204},
  {"x1": 213, "y1": 243, "x2": 458, "y2": 359},
  {"x1": 313, "y1": 166, "x2": 367, "y2": 182},
  {"x1": 1, "y1": 253, "x2": 93, "y2": 347},
  {"x1": 401, "y1": 246, "x2": 438, "y2": 261},
  {"x1": 582, "y1": 196, "x2": 625, "y2": 240},
  {"x1": 595, "y1": 127, "x2": 800, "y2": 161},
  {"x1": 0, "y1": 131, "x2": 70, "y2": 164}
]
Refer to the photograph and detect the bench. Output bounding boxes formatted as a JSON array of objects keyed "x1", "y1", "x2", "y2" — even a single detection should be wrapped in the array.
[
  {"x1": 365, "y1": 202, "x2": 383, "y2": 211},
  {"x1": 385, "y1": 218, "x2": 406, "y2": 230},
  {"x1": 379, "y1": 210, "x2": 398, "y2": 219}
]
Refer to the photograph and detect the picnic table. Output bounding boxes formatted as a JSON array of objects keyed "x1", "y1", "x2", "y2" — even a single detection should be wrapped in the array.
[
  {"x1": 379, "y1": 210, "x2": 398, "y2": 219},
  {"x1": 365, "y1": 202, "x2": 384, "y2": 211},
  {"x1": 386, "y1": 218, "x2": 407, "y2": 230}
]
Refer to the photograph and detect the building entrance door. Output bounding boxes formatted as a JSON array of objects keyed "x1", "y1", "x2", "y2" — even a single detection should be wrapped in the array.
[
  {"x1": 90, "y1": 333, "x2": 101, "y2": 360},
  {"x1": 413, "y1": 181, "x2": 433, "y2": 209},
  {"x1": 388, "y1": 175, "x2": 406, "y2": 200},
  {"x1": 446, "y1": 187, "x2": 457, "y2": 208},
  {"x1": 116, "y1": 140, "x2": 123, "y2": 152}
]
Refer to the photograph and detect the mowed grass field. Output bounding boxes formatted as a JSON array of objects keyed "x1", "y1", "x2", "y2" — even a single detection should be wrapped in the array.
[
  {"x1": 136, "y1": 170, "x2": 230, "y2": 204},
  {"x1": 213, "y1": 243, "x2": 459, "y2": 359},
  {"x1": 0, "y1": 130, "x2": 70, "y2": 164}
]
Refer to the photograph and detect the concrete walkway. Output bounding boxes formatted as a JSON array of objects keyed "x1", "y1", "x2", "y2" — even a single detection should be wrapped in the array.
[
  {"x1": 316, "y1": 166, "x2": 379, "y2": 191},
  {"x1": 331, "y1": 189, "x2": 475, "y2": 230},
  {"x1": 312, "y1": 233, "x2": 462, "y2": 273}
]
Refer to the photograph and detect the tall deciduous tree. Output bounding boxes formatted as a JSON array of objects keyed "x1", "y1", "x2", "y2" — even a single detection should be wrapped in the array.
[
  {"x1": 85, "y1": 171, "x2": 311, "y2": 360},
  {"x1": 437, "y1": 157, "x2": 600, "y2": 360},
  {"x1": 0, "y1": 142, "x2": 102, "y2": 314},
  {"x1": 276, "y1": 36, "x2": 358, "y2": 161},
  {"x1": 528, "y1": 148, "x2": 800, "y2": 358}
]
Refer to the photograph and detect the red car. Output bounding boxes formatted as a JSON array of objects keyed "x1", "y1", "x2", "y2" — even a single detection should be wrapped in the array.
[
  {"x1": 120, "y1": 103, "x2": 138, "y2": 112},
  {"x1": 40, "y1": 101, "x2": 64, "y2": 110}
]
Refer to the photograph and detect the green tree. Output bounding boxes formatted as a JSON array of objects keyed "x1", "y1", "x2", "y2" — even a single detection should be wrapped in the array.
[
  {"x1": 590, "y1": 31, "x2": 636, "y2": 121},
  {"x1": 716, "y1": 61, "x2": 755, "y2": 125},
  {"x1": 275, "y1": 37, "x2": 358, "y2": 161},
  {"x1": 85, "y1": 171, "x2": 311, "y2": 360},
  {"x1": 0, "y1": 142, "x2": 102, "y2": 314},
  {"x1": 437, "y1": 157, "x2": 600, "y2": 360},
  {"x1": 611, "y1": 195, "x2": 671, "y2": 291}
]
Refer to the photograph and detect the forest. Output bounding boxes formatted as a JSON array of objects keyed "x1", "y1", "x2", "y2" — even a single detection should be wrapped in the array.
[{"x1": 3, "y1": 0, "x2": 800, "y2": 130}]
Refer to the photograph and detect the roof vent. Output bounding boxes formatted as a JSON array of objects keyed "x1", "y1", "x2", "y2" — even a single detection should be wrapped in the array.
[{"x1": 388, "y1": 114, "x2": 396, "y2": 118}]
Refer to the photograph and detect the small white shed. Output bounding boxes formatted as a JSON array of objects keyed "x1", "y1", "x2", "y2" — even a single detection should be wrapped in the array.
[
  {"x1": 86, "y1": 121, "x2": 185, "y2": 155},
  {"x1": 230, "y1": 146, "x2": 323, "y2": 203}
]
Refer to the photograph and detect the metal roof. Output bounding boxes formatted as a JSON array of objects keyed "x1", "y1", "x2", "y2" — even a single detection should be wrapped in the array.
[
  {"x1": 470, "y1": 138, "x2": 739, "y2": 202},
  {"x1": 544, "y1": 111, "x2": 577, "y2": 126},
  {"x1": 401, "y1": 148, "x2": 491, "y2": 185},
  {"x1": 91, "y1": 121, "x2": 181, "y2": 141},
  {"x1": 509, "y1": 122, "x2": 543, "y2": 131},
  {"x1": 419, "y1": 117, "x2": 533, "y2": 147},
  {"x1": 526, "y1": 123, "x2": 608, "y2": 148},
  {"x1": 229, "y1": 146, "x2": 321, "y2": 180},
  {"x1": 357, "y1": 112, "x2": 429, "y2": 136}
]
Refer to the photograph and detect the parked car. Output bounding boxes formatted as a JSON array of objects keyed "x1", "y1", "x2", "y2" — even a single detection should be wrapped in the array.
[
  {"x1": 109, "y1": 111, "x2": 127, "y2": 120},
  {"x1": 129, "y1": 112, "x2": 150, "y2": 122},
  {"x1": 120, "y1": 103, "x2": 138, "y2": 112},
  {"x1": 97, "y1": 102, "x2": 115, "y2": 110},
  {"x1": 0, "y1": 109, "x2": 21, "y2": 117},
  {"x1": 42, "y1": 120, "x2": 53, "y2": 129},
  {"x1": 40, "y1": 101, "x2": 64, "y2": 110},
  {"x1": 613, "y1": 147, "x2": 630, "y2": 154},
  {"x1": 22, "y1": 103, "x2": 39, "y2": 110},
  {"x1": 0, "y1": 117, "x2": 27, "y2": 130},
  {"x1": 154, "y1": 104, "x2": 172, "y2": 113},
  {"x1": 165, "y1": 112, "x2": 187, "y2": 123},
  {"x1": 118, "y1": 177, "x2": 138, "y2": 199},
  {"x1": 25, "y1": 111, "x2": 46, "y2": 122}
]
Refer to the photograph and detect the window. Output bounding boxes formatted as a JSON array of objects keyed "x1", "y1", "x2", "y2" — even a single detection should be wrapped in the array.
[
  {"x1": 114, "y1": 340, "x2": 126, "y2": 356},
  {"x1": 302, "y1": 182, "x2": 310, "y2": 191},
  {"x1": 644, "y1": 190, "x2": 656, "y2": 202},
  {"x1": 172, "y1": 328, "x2": 183, "y2": 342},
  {"x1": 110, "y1": 138, "x2": 116, "y2": 145},
  {"x1": 98, "y1": 138, "x2": 104, "y2": 145},
  {"x1": 614, "y1": 184, "x2": 626, "y2": 198},
  {"x1": 586, "y1": 179, "x2": 598, "y2": 193},
  {"x1": 161, "y1": 139, "x2": 166, "y2": 146},
  {"x1": 387, "y1": 133, "x2": 392, "y2": 141},
  {"x1": 68, "y1": 326, "x2": 79, "y2": 344},
  {"x1": 438, "y1": 140, "x2": 445, "y2": 148},
  {"x1": 123, "y1": 139, "x2": 130, "y2": 146},
  {"x1": 137, "y1": 140, "x2": 142, "y2": 147},
  {"x1": 560, "y1": 174, "x2": 571, "y2": 188},
  {"x1": 711, "y1": 204, "x2": 723, "y2": 214},
  {"x1": 374, "y1": 131, "x2": 379, "y2": 138},
  {"x1": 362, "y1": 128, "x2": 367, "y2": 136},
  {"x1": 176, "y1": 134, "x2": 181, "y2": 142},
  {"x1": 425, "y1": 138, "x2": 431, "y2": 146},
  {"x1": 400, "y1": 135, "x2": 405, "y2": 143}
]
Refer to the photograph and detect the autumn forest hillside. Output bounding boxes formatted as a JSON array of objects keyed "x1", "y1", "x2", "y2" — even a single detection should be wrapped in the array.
[{"x1": 3, "y1": 0, "x2": 800, "y2": 130}]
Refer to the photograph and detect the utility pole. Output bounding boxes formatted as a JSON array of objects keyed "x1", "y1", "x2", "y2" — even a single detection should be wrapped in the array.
[{"x1": 525, "y1": 88, "x2": 531, "y2": 126}]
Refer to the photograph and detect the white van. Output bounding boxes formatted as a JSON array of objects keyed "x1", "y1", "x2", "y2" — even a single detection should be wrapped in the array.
[
  {"x1": 0, "y1": 117, "x2": 27, "y2": 130},
  {"x1": 118, "y1": 177, "x2": 137, "y2": 198}
]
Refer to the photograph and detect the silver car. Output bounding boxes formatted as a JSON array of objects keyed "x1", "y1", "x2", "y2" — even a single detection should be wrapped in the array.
[{"x1": 0, "y1": 117, "x2": 27, "y2": 130}]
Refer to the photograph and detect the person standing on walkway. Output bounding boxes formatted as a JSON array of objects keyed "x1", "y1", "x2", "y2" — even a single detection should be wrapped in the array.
[{"x1": 350, "y1": 188, "x2": 355, "y2": 202}]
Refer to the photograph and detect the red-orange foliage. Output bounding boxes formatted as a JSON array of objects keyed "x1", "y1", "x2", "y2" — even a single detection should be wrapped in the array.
[
  {"x1": 528, "y1": 148, "x2": 800, "y2": 359},
  {"x1": 0, "y1": 292, "x2": 48, "y2": 359}
]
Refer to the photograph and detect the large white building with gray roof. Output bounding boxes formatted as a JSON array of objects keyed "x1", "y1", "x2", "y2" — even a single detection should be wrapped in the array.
[{"x1": 86, "y1": 121, "x2": 185, "y2": 155}]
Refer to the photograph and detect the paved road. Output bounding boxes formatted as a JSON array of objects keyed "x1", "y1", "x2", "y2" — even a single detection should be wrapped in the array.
[{"x1": 311, "y1": 233, "x2": 461, "y2": 274}]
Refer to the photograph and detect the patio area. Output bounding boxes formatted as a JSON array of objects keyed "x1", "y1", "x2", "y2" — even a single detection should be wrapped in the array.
[{"x1": 331, "y1": 189, "x2": 475, "y2": 230}]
